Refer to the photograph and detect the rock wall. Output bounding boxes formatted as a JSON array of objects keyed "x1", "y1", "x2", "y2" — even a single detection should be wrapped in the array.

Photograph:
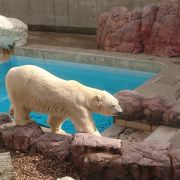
[
  {"x1": 97, "y1": 0, "x2": 180, "y2": 57},
  {"x1": 0, "y1": 122, "x2": 180, "y2": 180}
]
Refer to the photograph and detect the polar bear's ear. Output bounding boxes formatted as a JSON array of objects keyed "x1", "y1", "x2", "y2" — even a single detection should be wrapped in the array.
[{"x1": 94, "y1": 95, "x2": 103, "y2": 103}]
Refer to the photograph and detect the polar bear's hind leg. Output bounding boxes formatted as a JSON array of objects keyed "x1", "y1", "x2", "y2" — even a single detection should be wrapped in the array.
[{"x1": 14, "y1": 105, "x2": 31, "y2": 126}]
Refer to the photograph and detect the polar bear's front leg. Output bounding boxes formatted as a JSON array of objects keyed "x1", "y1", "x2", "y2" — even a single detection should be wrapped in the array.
[
  {"x1": 71, "y1": 108, "x2": 101, "y2": 136},
  {"x1": 47, "y1": 115, "x2": 67, "y2": 135}
]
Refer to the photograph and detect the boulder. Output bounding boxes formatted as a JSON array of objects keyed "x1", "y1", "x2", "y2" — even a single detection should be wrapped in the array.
[
  {"x1": 0, "y1": 15, "x2": 28, "y2": 48},
  {"x1": 1, "y1": 123, "x2": 43, "y2": 151},
  {"x1": 143, "y1": 95, "x2": 173, "y2": 125},
  {"x1": 73, "y1": 140, "x2": 172, "y2": 180},
  {"x1": 97, "y1": 7, "x2": 143, "y2": 53},
  {"x1": 162, "y1": 106, "x2": 180, "y2": 127},
  {"x1": 103, "y1": 141, "x2": 172, "y2": 180},
  {"x1": 115, "y1": 90, "x2": 145, "y2": 120},
  {"x1": 33, "y1": 132, "x2": 73, "y2": 161},
  {"x1": 143, "y1": 0, "x2": 180, "y2": 57},
  {"x1": 71, "y1": 133, "x2": 122, "y2": 170}
]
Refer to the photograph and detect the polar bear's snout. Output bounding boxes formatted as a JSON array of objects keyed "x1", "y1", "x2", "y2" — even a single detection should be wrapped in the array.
[{"x1": 112, "y1": 103, "x2": 123, "y2": 116}]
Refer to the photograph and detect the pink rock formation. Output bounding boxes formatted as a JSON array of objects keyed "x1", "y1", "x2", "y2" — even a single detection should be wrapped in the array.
[
  {"x1": 2, "y1": 123, "x2": 43, "y2": 151},
  {"x1": 97, "y1": 0, "x2": 180, "y2": 57},
  {"x1": 0, "y1": 122, "x2": 180, "y2": 179},
  {"x1": 163, "y1": 106, "x2": 180, "y2": 127},
  {"x1": 143, "y1": 95, "x2": 173, "y2": 124},
  {"x1": 33, "y1": 132, "x2": 73, "y2": 161},
  {"x1": 97, "y1": 7, "x2": 143, "y2": 53},
  {"x1": 115, "y1": 90, "x2": 145, "y2": 120},
  {"x1": 143, "y1": 0, "x2": 180, "y2": 57}
]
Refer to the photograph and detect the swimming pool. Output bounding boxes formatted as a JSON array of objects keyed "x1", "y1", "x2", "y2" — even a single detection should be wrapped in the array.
[{"x1": 0, "y1": 56, "x2": 156, "y2": 133}]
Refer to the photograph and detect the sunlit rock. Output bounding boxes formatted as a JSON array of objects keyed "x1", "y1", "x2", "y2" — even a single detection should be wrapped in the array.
[{"x1": 0, "y1": 15, "x2": 28, "y2": 60}]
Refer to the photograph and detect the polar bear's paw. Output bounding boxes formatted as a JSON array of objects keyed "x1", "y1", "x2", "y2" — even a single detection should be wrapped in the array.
[
  {"x1": 55, "y1": 129, "x2": 69, "y2": 136},
  {"x1": 15, "y1": 119, "x2": 34, "y2": 126}
]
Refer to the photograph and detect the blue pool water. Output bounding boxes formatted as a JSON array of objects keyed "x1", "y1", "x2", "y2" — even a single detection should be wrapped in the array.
[{"x1": 0, "y1": 56, "x2": 156, "y2": 133}]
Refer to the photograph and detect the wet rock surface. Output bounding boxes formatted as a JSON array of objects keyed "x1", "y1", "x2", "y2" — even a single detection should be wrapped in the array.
[{"x1": 97, "y1": 0, "x2": 180, "y2": 57}]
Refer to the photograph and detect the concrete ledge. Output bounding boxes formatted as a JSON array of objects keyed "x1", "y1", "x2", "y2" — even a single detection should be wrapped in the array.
[
  {"x1": 15, "y1": 46, "x2": 165, "y2": 73},
  {"x1": 145, "y1": 126, "x2": 180, "y2": 150}
]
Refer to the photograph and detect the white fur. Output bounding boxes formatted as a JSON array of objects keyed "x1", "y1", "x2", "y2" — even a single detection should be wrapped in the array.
[{"x1": 6, "y1": 65, "x2": 122, "y2": 135}]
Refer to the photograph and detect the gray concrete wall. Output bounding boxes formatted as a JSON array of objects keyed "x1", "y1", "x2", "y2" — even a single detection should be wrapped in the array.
[{"x1": 0, "y1": 0, "x2": 162, "y2": 28}]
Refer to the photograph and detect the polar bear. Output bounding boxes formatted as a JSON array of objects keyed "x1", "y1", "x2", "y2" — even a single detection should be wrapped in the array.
[{"x1": 6, "y1": 65, "x2": 122, "y2": 135}]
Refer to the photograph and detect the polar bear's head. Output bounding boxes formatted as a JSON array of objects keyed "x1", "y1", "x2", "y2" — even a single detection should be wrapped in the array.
[{"x1": 91, "y1": 90, "x2": 122, "y2": 116}]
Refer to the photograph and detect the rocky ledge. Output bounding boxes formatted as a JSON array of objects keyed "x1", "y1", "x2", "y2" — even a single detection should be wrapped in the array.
[
  {"x1": 0, "y1": 121, "x2": 180, "y2": 180},
  {"x1": 97, "y1": 0, "x2": 180, "y2": 57},
  {"x1": 115, "y1": 90, "x2": 180, "y2": 127}
]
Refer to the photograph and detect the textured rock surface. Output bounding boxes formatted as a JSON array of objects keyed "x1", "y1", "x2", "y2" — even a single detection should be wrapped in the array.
[
  {"x1": 171, "y1": 150, "x2": 180, "y2": 180},
  {"x1": 0, "y1": 15, "x2": 28, "y2": 48},
  {"x1": 103, "y1": 141, "x2": 172, "y2": 180},
  {"x1": 143, "y1": 0, "x2": 180, "y2": 57},
  {"x1": 163, "y1": 106, "x2": 180, "y2": 127},
  {"x1": 115, "y1": 90, "x2": 180, "y2": 127},
  {"x1": 143, "y1": 95, "x2": 173, "y2": 125},
  {"x1": 71, "y1": 133, "x2": 122, "y2": 171},
  {"x1": 115, "y1": 90, "x2": 144, "y2": 120},
  {"x1": 2, "y1": 123, "x2": 43, "y2": 151},
  {"x1": 0, "y1": 122, "x2": 180, "y2": 179},
  {"x1": 73, "y1": 140, "x2": 173, "y2": 180},
  {"x1": 0, "y1": 113, "x2": 13, "y2": 125},
  {"x1": 33, "y1": 132, "x2": 73, "y2": 161},
  {"x1": 97, "y1": 7, "x2": 143, "y2": 53},
  {"x1": 97, "y1": 0, "x2": 180, "y2": 57},
  {"x1": 141, "y1": 3, "x2": 160, "y2": 45}
]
